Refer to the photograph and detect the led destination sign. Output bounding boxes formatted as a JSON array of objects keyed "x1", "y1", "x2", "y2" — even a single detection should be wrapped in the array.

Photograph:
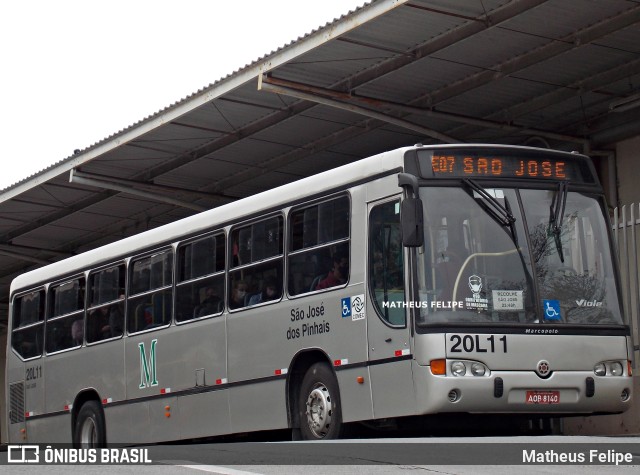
[{"x1": 416, "y1": 149, "x2": 596, "y2": 183}]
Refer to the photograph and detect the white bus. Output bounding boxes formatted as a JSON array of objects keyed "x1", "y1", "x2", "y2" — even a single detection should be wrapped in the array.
[{"x1": 6, "y1": 144, "x2": 633, "y2": 446}]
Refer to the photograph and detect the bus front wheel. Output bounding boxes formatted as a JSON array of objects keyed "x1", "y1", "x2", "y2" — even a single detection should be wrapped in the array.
[
  {"x1": 298, "y1": 363, "x2": 343, "y2": 440},
  {"x1": 73, "y1": 401, "x2": 106, "y2": 448}
]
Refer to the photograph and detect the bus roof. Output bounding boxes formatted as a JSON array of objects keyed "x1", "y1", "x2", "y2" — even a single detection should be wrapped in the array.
[
  {"x1": 9, "y1": 146, "x2": 407, "y2": 294},
  {"x1": 9, "y1": 144, "x2": 593, "y2": 296}
]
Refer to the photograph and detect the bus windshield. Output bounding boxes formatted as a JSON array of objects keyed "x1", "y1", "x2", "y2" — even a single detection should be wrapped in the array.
[{"x1": 416, "y1": 186, "x2": 622, "y2": 326}]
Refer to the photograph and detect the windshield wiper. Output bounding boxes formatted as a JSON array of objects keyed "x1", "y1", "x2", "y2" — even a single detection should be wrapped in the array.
[
  {"x1": 463, "y1": 178, "x2": 518, "y2": 244},
  {"x1": 549, "y1": 181, "x2": 568, "y2": 263}
]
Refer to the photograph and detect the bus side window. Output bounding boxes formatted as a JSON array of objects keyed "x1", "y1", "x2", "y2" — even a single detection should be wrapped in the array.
[
  {"x1": 229, "y1": 216, "x2": 283, "y2": 310},
  {"x1": 288, "y1": 195, "x2": 350, "y2": 296},
  {"x1": 11, "y1": 289, "x2": 45, "y2": 359},
  {"x1": 369, "y1": 200, "x2": 405, "y2": 326},
  {"x1": 128, "y1": 250, "x2": 173, "y2": 333},
  {"x1": 87, "y1": 264, "x2": 125, "y2": 343},
  {"x1": 46, "y1": 278, "x2": 86, "y2": 353},
  {"x1": 176, "y1": 233, "x2": 226, "y2": 322}
]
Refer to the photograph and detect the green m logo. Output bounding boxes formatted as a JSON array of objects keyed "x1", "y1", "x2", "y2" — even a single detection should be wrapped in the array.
[{"x1": 138, "y1": 339, "x2": 158, "y2": 389}]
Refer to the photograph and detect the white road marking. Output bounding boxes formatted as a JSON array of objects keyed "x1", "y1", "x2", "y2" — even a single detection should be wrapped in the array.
[{"x1": 160, "y1": 460, "x2": 264, "y2": 475}]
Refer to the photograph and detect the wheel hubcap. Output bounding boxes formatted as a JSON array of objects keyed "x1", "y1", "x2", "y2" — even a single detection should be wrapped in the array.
[
  {"x1": 305, "y1": 383, "x2": 333, "y2": 438},
  {"x1": 80, "y1": 417, "x2": 97, "y2": 447}
]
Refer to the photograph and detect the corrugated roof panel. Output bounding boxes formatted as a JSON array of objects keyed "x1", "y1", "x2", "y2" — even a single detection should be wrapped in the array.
[
  {"x1": 249, "y1": 112, "x2": 352, "y2": 149},
  {"x1": 434, "y1": 26, "x2": 551, "y2": 70},
  {"x1": 595, "y1": 22, "x2": 640, "y2": 52},
  {"x1": 278, "y1": 41, "x2": 394, "y2": 88},
  {"x1": 517, "y1": 44, "x2": 635, "y2": 88},
  {"x1": 356, "y1": 55, "x2": 481, "y2": 103},
  {"x1": 341, "y1": 0, "x2": 466, "y2": 54},
  {"x1": 438, "y1": 75, "x2": 557, "y2": 120},
  {"x1": 502, "y1": 0, "x2": 634, "y2": 38}
]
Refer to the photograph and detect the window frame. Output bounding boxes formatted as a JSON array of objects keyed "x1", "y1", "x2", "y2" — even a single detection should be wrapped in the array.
[
  {"x1": 175, "y1": 231, "x2": 226, "y2": 324},
  {"x1": 286, "y1": 193, "x2": 351, "y2": 299},
  {"x1": 228, "y1": 213, "x2": 284, "y2": 312},
  {"x1": 86, "y1": 261, "x2": 127, "y2": 346},
  {"x1": 45, "y1": 274, "x2": 87, "y2": 355},
  {"x1": 126, "y1": 247, "x2": 174, "y2": 335},
  {"x1": 11, "y1": 287, "x2": 46, "y2": 361}
]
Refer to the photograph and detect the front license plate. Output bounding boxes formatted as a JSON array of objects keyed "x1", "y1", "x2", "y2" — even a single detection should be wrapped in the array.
[{"x1": 526, "y1": 390, "x2": 560, "y2": 404}]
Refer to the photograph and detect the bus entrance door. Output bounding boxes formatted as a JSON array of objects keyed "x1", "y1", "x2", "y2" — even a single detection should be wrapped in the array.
[{"x1": 366, "y1": 197, "x2": 416, "y2": 419}]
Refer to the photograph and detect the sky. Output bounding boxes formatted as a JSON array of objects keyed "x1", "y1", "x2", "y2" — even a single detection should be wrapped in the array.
[{"x1": 0, "y1": 0, "x2": 366, "y2": 190}]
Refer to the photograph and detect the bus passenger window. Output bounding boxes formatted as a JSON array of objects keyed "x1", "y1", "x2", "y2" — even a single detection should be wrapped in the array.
[
  {"x1": 176, "y1": 234, "x2": 225, "y2": 322},
  {"x1": 128, "y1": 250, "x2": 173, "y2": 333},
  {"x1": 288, "y1": 195, "x2": 350, "y2": 296},
  {"x1": 87, "y1": 264, "x2": 125, "y2": 342},
  {"x1": 229, "y1": 216, "x2": 283, "y2": 310},
  {"x1": 11, "y1": 289, "x2": 45, "y2": 359},
  {"x1": 369, "y1": 200, "x2": 405, "y2": 326},
  {"x1": 46, "y1": 278, "x2": 86, "y2": 353}
]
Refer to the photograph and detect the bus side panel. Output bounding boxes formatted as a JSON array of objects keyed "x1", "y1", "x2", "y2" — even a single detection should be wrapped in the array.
[
  {"x1": 45, "y1": 340, "x2": 125, "y2": 416},
  {"x1": 178, "y1": 390, "x2": 231, "y2": 439},
  {"x1": 25, "y1": 414, "x2": 70, "y2": 444},
  {"x1": 105, "y1": 401, "x2": 150, "y2": 444},
  {"x1": 335, "y1": 366, "x2": 375, "y2": 423},
  {"x1": 124, "y1": 316, "x2": 228, "y2": 442},
  {"x1": 229, "y1": 381, "x2": 287, "y2": 433},
  {"x1": 369, "y1": 361, "x2": 416, "y2": 419}
]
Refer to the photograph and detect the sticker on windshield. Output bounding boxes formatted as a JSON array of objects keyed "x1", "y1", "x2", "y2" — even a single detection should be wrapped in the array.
[
  {"x1": 465, "y1": 275, "x2": 488, "y2": 310},
  {"x1": 492, "y1": 290, "x2": 524, "y2": 311},
  {"x1": 543, "y1": 299, "x2": 562, "y2": 321}
]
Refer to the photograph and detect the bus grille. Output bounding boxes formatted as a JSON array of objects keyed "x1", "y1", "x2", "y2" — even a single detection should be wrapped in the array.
[{"x1": 9, "y1": 382, "x2": 25, "y2": 424}]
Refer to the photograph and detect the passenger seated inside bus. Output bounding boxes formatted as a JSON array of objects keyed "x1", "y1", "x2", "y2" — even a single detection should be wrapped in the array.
[
  {"x1": 96, "y1": 301, "x2": 124, "y2": 339},
  {"x1": 71, "y1": 319, "x2": 83, "y2": 346},
  {"x1": 316, "y1": 252, "x2": 348, "y2": 290},
  {"x1": 248, "y1": 276, "x2": 279, "y2": 305},
  {"x1": 229, "y1": 280, "x2": 248, "y2": 309},
  {"x1": 194, "y1": 286, "x2": 222, "y2": 317}
]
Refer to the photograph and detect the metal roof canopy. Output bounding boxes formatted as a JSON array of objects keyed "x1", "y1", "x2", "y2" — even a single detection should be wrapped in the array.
[{"x1": 1, "y1": 0, "x2": 640, "y2": 322}]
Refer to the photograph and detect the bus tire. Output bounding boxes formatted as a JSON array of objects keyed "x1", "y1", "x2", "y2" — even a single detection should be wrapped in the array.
[
  {"x1": 299, "y1": 363, "x2": 343, "y2": 440},
  {"x1": 73, "y1": 400, "x2": 106, "y2": 448}
]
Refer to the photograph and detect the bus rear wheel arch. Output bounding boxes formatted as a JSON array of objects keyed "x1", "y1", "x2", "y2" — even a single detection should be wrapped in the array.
[
  {"x1": 298, "y1": 362, "x2": 343, "y2": 440},
  {"x1": 73, "y1": 400, "x2": 106, "y2": 448}
]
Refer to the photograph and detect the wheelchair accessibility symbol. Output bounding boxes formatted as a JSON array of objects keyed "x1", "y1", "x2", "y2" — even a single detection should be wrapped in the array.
[
  {"x1": 342, "y1": 295, "x2": 365, "y2": 321},
  {"x1": 543, "y1": 299, "x2": 561, "y2": 321},
  {"x1": 341, "y1": 297, "x2": 351, "y2": 318}
]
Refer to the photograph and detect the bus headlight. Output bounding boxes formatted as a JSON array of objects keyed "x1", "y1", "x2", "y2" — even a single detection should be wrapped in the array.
[
  {"x1": 610, "y1": 362, "x2": 624, "y2": 376},
  {"x1": 594, "y1": 361, "x2": 625, "y2": 376},
  {"x1": 471, "y1": 362, "x2": 486, "y2": 376},
  {"x1": 451, "y1": 361, "x2": 466, "y2": 376}
]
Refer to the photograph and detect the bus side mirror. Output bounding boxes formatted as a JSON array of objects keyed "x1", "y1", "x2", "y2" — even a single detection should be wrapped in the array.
[{"x1": 401, "y1": 198, "x2": 424, "y2": 247}]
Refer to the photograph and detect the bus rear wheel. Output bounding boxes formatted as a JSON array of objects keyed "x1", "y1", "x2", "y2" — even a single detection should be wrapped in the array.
[
  {"x1": 73, "y1": 401, "x2": 106, "y2": 448},
  {"x1": 299, "y1": 363, "x2": 343, "y2": 440}
]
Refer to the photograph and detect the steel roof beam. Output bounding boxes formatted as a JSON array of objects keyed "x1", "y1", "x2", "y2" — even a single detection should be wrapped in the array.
[
  {"x1": 262, "y1": 76, "x2": 588, "y2": 146},
  {"x1": 259, "y1": 81, "x2": 457, "y2": 143},
  {"x1": 71, "y1": 170, "x2": 234, "y2": 201},
  {"x1": 69, "y1": 170, "x2": 207, "y2": 212}
]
